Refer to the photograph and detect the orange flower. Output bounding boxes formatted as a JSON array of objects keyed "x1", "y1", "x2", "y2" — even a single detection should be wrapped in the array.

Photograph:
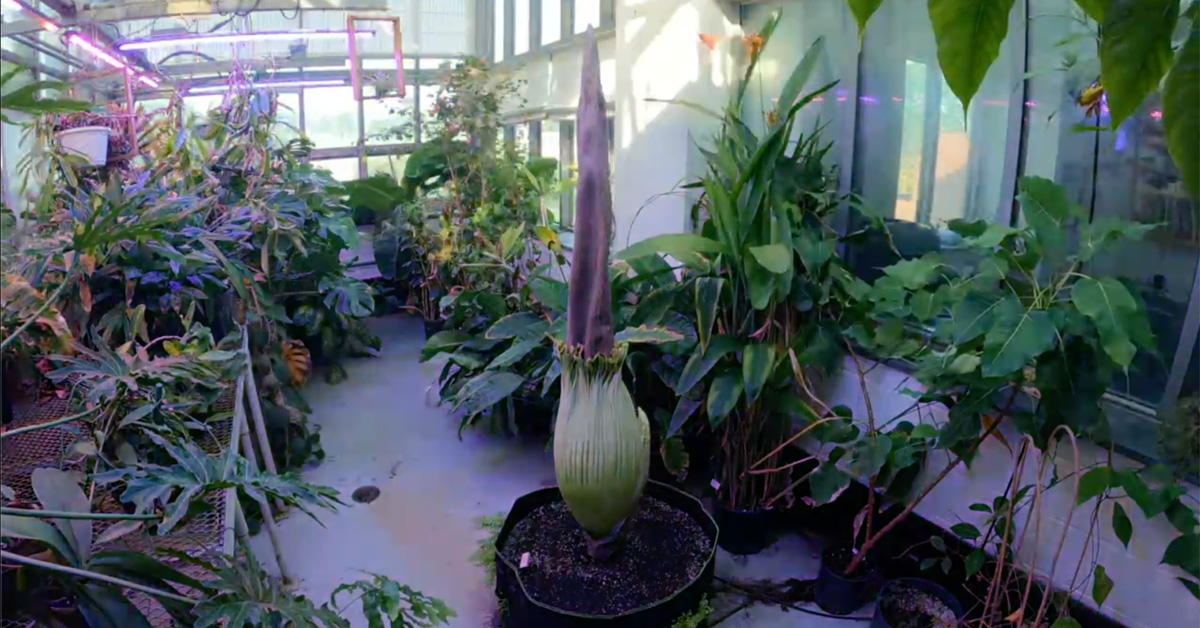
[
  {"x1": 743, "y1": 33, "x2": 764, "y2": 58},
  {"x1": 698, "y1": 33, "x2": 721, "y2": 51},
  {"x1": 766, "y1": 110, "x2": 778, "y2": 126}
]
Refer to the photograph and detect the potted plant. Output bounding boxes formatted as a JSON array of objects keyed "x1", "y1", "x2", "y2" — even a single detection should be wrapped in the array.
[
  {"x1": 491, "y1": 32, "x2": 717, "y2": 627},
  {"x1": 617, "y1": 14, "x2": 853, "y2": 554}
]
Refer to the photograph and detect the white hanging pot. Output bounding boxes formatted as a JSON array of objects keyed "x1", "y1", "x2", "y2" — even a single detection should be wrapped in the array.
[{"x1": 56, "y1": 126, "x2": 111, "y2": 167}]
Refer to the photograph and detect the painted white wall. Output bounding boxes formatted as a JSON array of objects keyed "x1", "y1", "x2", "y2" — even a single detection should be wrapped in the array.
[
  {"x1": 821, "y1": 357, "x2": 1200, "y2": 628},
  {"x1": 504, "y1": 34, "x2": 618, "y2": 114}
]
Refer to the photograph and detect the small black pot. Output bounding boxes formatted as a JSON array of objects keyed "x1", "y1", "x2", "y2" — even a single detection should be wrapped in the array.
[
  {"x1": 815, "y1": 545, "x2": 875, "y2": 615},
  {"x1": 422, "y1": 317, "x2": 445, "y2": 339},
  {"x1": 495, "y1": 481, "x2": 718, "y2": 627},
  {"x1": 871, "y1": 578, "x2": 964, "y2": 628},
  {"x1": 713, "y1": 503, "x2": 775, "y2": 555}
]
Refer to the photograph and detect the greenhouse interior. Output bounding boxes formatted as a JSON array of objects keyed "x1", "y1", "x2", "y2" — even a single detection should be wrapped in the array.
[{"x1": 1, "y1": 0, "x2": 1198, "y2": 627}]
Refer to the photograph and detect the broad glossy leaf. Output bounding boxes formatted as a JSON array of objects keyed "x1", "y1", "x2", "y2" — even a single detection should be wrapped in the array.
[
  {"x1": 695, "y1": 277, "x2": 724, "y2": 351},
  {"x1": 910, "y1": 290, "x2": 942, "y2": 321},
  {"x1": 617, "y1": 234, "x2": 726, "y2": 270},
  {"x1": 748, "y1": 244, "x2": 791, "y2": 274},
  {"x1": 809, "y1": 463, "x2": 850, "y2": 505},
  {"x1": 76, "y1": 583, "x2": 155, "y2": 628},
  {"x1": 1164, "y1": 22, "x2": 1200, "y2": 198},
  {"x1": 676, "y1": 335, "x2": 742, "y2": 395},
  {"x1": 454, "y1": 371, "x2": 526, "y2": 418},
  {"x1": 707, "y1": 370, "x2": 743, "y2": 426},
  {"x1": 530, "y1": 274, "x2": 569, "y2": 312},
  {"x1": 742, "y1": 343, "x2": 775, "y2": 404},
  {"x1": 850, "y1": 434, "x2": 893, "y2": 478},
  {"x1": 795, "y1": 230, "x2": 835, "y2": 273},
  {"x1": 1078, "y1": 217, "x2": 1159, "y2": 261},
  {"x1": 1018, "y1": 175, "x2": 1072, "y2": 256},
  {"x1": 486, "y1": 312, "x2": 545, "y2": 340},
  {"x1": 929, "y1": 0, "x2": 1018, "y2": 112},
  {"x1": 981, "y1": 297, "x2": 1056, "y2": 377},
  {"x1": 882, "y1": 255, "x2": 941, "y2": 290},
  {"x1": 0, "y1": 515, "x2": 79, "y2": 565},
  {"x1": 629, "y1": 286, "x2": 677, "y2": 328},
  {"x1": 487, "y1": 339, "x2": 542, "y2": 370},
  {"x1": 947, "y1": 352, "x2": 981, "y2": 375},
  {"x1": 1113, "y1": 502, "x2": 1133, "y2": 548},
  {"x1": 1076, "y1": 0, "x2": 1106, "y2": 22},
  {"x1": 614, "y1": 325, "x2": 685, "y2": 344},
  {"x1": 666, "y1": 397, "x2": 702, "y2": 439},
  {"x1": 1163, "y1": 533, "x2": 1200, "y2": 579},
  {"x1": 31, "y1": 468, "x2": 93, "y2": 563},
  {"x1": 951, "y1": 292, "x2": 1004, "y2": 343},
  {"x1": 420, "y1": 331, "x2": 471, "y2": 362},
  {"x1": 965, "y1": 549, "x2": 986, "y2": 577},
  {"x1": 1100, "y1": 0, "x2": 1180, "y2": 129},
  {"x1": 1071, "y1": 277, "x2": 1140, "y2": 367},
  {"x1": 1077, "y1": 466, "x2": 1113, "y2": 504},
  {"x1": 1092, "y1": 564, "x2": 1114, "y2": 606},
  {"x1": 847, "y1": 0, "x2": 885, "y2": 36}
]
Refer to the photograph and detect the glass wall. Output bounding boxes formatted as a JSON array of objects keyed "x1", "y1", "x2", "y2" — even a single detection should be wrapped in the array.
[{"x1": 745, "y1": 0, "x2": 1198, "y2": 462}]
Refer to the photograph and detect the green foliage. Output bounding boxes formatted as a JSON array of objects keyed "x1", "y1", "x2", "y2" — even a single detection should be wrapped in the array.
[
  {"x1": 0, "y1": 63, "x2": 92, "y2": 125},
  {"x1": 669, "y1": 596, "x2": 713, "y2": 628},
  {"x1": 331, "y1": 574, "x2": 456, "y2": 628},
  {"x1": 928, "y1": 0, "x2": 1017, "y2": 113},
  {"x1": 470, "y1": 513, "x2": 507, "y2": 586}
]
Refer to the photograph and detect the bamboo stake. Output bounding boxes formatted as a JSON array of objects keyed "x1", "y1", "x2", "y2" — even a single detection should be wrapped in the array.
[
  {"x1": 240, "y1": 331, "x2": 285, "y2": 513},
  {"x1": 0, "y1": 508, "x2": 159, "y2": 521},
  {"x1": 234, "y1": 373, "x2": 294, "y2": 584},
  {"x1": 0, "y1": 407, "x2": 97, "y2": 439},
  {"x1": 0, "y1": 550, "x2": 195, "y2": 605}
]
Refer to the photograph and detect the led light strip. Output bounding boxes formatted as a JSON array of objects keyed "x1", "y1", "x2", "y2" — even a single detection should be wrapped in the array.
[
  {"x1": 2, "y1": 0, "x2": 61, "y2": 31},
  {"x1": 67, "y1": 33, "x2": 160, "y2": 89},
  {"x1": 186, "y1": 79, "x2": 346, "y2": 94},
  {"x1": 118, "y1": 29, "x2": 374, "y2": 52}
]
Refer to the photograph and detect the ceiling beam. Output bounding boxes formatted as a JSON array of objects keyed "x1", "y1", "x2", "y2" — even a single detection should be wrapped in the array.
[{"x1": 1, "y1": 0, "x2": 390, "y2": 37}]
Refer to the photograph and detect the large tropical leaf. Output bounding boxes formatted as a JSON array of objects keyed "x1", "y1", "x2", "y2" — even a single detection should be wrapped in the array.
[
  {"x1": 707, "y1": 369, "x2": 744, "y2": 426},
  {"x1": 694, "y1": 277, "x2": 724, "y2": 352},
  {"x1": 1100, "y1": 0, "x2": 1180, "y2": 129},
  {"x1": 318, "y1": 277, "x2": 375, "y2": 318},
  {"x1": 616, "y1": 234, "x2": 726, "y2": 270},
  {"x1": 675, "y1": 335, "x2": 742, "y2": 395},
  {"x1": 31, "y1": 468, "x2": 93, "y2": 564},
  {"x1": 742, "y1": 343, "x2": 775, "y2": 404},
  {"x1": 773, "y1": 37, "x2": 827, "y2": 122},
  {"x1": 1163, "y1": 21, "x2": 1200, "y2": 198},
  {"x1": 748, "y1": 244, "x2": 792, "y2": 274},
  {"x1": 1070, "y1": 276, "x2": 1142, "y2": 367},
  {"x1": 847, "y1": 0, "x2": 886, "y2": 36},
  {"x1": 487, "y1": 339, "x2": 542, "y2": 370},
  {"x1": 0, "y1": 514, "x2": 80, "y2": 566},
  {"x1": 928, "y1": 0, "x2": 1018, "y2": 113},
  {"x1": 485, "y1": 312, "x2": 547, "y2": 340},
  {"x1": 452, "y1": 371, "x2": 525, "y2": 418},
  {"x1": 420, "y1": 331, "x2": 471, "y2": 361},
  {"x1": 980, "y1": 296, "x2": 1057, "y2": 377},
  {"x1": 614, "y1": 325, "x2": 685, "y2": 344}
]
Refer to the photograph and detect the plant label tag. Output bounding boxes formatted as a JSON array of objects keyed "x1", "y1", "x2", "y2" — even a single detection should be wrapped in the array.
[
  {"x1": 520, "y1": 552, "x2": 531, "y2": 569},
  {"x1": 710, "y1": 479, "x2": 721, "y2": 491}
]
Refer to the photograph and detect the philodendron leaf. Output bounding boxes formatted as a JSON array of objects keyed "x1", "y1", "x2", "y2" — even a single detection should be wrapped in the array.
[
  {"x1": 741, "y1": 342, "x2": 775, "y2": 404},
  {"x1": 928, "y1": 0, "x2": 1018, "y2": 113},
  {"x1": 981, "y1": 296, "x2": 1056, "y2": 377},
  {"x1": 31, "y1": 468, "x2": 93, "y2": 564},
  {"x1": 614, "y1": 325, "x2": 685, "y2": 345},
  {"x1": 1071, "y1": 277, "x2": 1140, "y2": 367},
  {"x1": 1100, "y1": 0, "x2": 1180, "y2": 129},
  {"x1": 847, "y1": 0, "x2": 886, "y2": 36},
  {"x1": 1163, "y1": 22, "x2": 1200, "y2": 198},
  {"x1": 707, "y1": 370, "x2": 744, "y2": 427}
]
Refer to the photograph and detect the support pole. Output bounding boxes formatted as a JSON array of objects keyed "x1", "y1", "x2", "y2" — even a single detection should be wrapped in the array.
[
  {"x1": 240, "y1": 330, "x2": 286, "y2": 513},
  {"x1": 221, "y1": 369, "x2": 247, "y2": 556}
]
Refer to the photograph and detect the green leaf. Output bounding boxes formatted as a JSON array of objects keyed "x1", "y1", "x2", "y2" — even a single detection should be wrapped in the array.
[
  {"x1": 0, "y1": 515, "x2": 80, "y2": 566},
  {"x1": 499, "y1": 223, "x2": 524, "y2": 260},
  {"x1": 952, "y1": 523, "x2": 982, "y2": 540},
  {"x1": 1164, "y1": 21, "x2": 1200, "y2": 198},
  {"x1": 676, "y1": 335, "x2": 741, "y2": 395},
  {"x1": 666, "y1": 398, "x2": 702, "y2": 439},
  {"x1": 707, "y1": 370, "x2": 744, "y2": 426},
  {"x1": 741, "y1": 343, "x2": 775, "y2": 404},
  {"x1": 198, "y1": 350, "x2": 239, "y2": 362},
  {"x1": 1113, "y1": 502, "x2": 1133, "y2": 548},
  {"x1": 1051, "y1": 619, "x2": 1083, "y2": 628},
  {"x1": 947, "y1": 352, "x2": 982, "y2": 375},
  {"x1": 928, "y1": 0, "x2": 1018, "y2": 112},
  {"x1": 1180, "y1": 578, "x2": 1200, "y2": 601},
  {"x1": 965, "y1": 549, "x2": 986, "y2": 577},
  {"x1": 1071, "y1": 277, "x2": 1140, "y2": 367},
  {"x1": 1018, "y1": 175, "x2": 1071, "y2": 255},
  {"x1": 1092, "y1": 564, "x2": 1114, "y2": 606},
  {"x1": 1075, "y1": 0, "x2": 1106, "y2": 22},
  {"x1": 614, "y1": 325, "x2": 685, "y2": 344},
  {"x1": 1100, "y1": 0, "x2": 1180, "y2": 129},
  {"x1": 1116, "y1": 470, "x2": 1168, "y2": 518},
  {"x1": 695, "y1": 277, "x2": 724, "y2": 352},
  {"x1": 616, "y1": 234, "x2": 725, "y2": 270},
  {"x1": 795, "y1": 230, "x2": 836, "y2": 272},
  {"x1": 120, "y1": 404, "x2": 158, "y2": 427},
  {"x1": 1166, "y1": 500, "x2": 1199, "y2": 535},
  {"x1": 951, "y1": 292, "x2": 1005, "y2": 344},
  {"x1": 1163, "y1": 533, "x2": 1200, "y2": 579},
  {"x1": 847, "y1": 0, "x2": 886, "y2": 36},
  {"x1": 850, "y1": 434, "x2": 893, "y2": 478},
  {"x1": 1078, "y1": 217, "x2": 1159, "y2": 261},
  {"x1": 31, "y1": 468, "x2": 93, "y2": 564},
  {"x1": 487, "y1": 339, "x2": 542, "y2": 370},
  {"x1": 485, "y1": 312, "x2": 544, "y2": 340},
  {"x1": 748, "y1": 244, "x2": 792, "y2": 274},
  {"x1": 454, "y1": 371, "x2": 526, "y2": 418},
  {"x1": 809, "y1": 463, "x2": 850, "y2": 505},
  {"x1": 910, "y1": 290, "x2": 943, "y2": 322},
  {"x1": 1077, "y1": 467, "x2": 1112, "y2": 504},
  {"x1": 911, "y1": 423, "x2": 940, "y2": 440},
  {"x1": 420, "y1": 331, "x2": 471, "y2": 362},
  {"x1": 969, "y1": 503, "x2": 992, "y2": 513},
  {"x1": 882, "y1": 255, "x2": 941, "y2": 290},
  {"x1": 774, "y1": 36, "x2": 827, "y2": 120},
  {"x1": 969, "y1": 223, "x2": 1021, "y2": 249},
  {"x1": 930, "y1": 535, "x2": 947, "y2": 552},
  {"x1": 981, "y1": 297, "x2": 1056, "y2": 377}
]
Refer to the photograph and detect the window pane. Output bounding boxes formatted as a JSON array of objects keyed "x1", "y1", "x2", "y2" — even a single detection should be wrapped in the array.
[
  {"x1": 313, "y1": 157, "x2": 361, "y2": 182},
  {"x1": 575, "y1": 0, "x2": 601, "y2": 33},
  {"x1": 367, "y1": 154, "x2": 409, "y2": 179},
  {"x1": 276, "y1": 93, "x2": 300, "y2": 143},
  {"x1": 494, "y1": 0, "x2": 506, "y2": 62},
  {"x1": 1025, "y1": 0, "x2": 1199, "y2": 406},
  {"x1": 364, "y1": 88, "x2": 416, "y2": 145},
  {"x1": 303, "y1": 86, "x2": 359, "y2": 149},
  {"x1": 850, "y1": 0, "x2": 1018, "y2": 279},
  {"x1": 514, "y1": 0, "x2": 530, "y2": 56},
  {"x1": 542, "y1": 123, "x2": 561, "y2": 224},
  {"x1": 542, "y1": 0, "x2": 562, "y2": 45}
]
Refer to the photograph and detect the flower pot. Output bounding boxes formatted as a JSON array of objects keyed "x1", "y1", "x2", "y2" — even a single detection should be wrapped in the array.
[
  {"x1": 56, "y1": 126, "x2": 110, "y2": 167},
  {"x1": 713, "y1": 502, "x2": 775, "y2": 555},
  {"x1": 815, "y1": 544, "x2": 875, "y2": 615},
  {"x1": 422, "y1": 317, "x2": 444, "y2": 339},
  {"x1": 871, "y1": 578, "x2": 964, "y2": 628},
  {"x1": 494, "y1": 481, "x2": 718, "y2": 627}
]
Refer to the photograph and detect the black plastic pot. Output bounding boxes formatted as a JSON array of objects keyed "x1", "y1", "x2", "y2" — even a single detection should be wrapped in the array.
[
  {"x1": 495, "y1": 481, "x2": 718, "y2": 627},
  {"x1": 871, "y1": 578, "x2": 964, "y2": 628},
  {"x1": 422, "y1": 318, "x2": 445, "y2": 339},
  {"x1": 713, "y1": 503, "x2": 775, "y2": 555},
  {"x1": 815, "y1": 545, "x2": 875, "y2": 615}
]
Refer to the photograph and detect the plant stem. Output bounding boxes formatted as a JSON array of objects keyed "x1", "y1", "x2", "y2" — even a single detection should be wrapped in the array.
[
  {"x1": 0, "y1": 407, "x2": 97, "y2": 439},
  {"x1": 0, "y1": 507, "x2": 159, "y2": 521},
  {"x1": 0, "y1": 550, "x2": 196, "y2": 605},
  {"x1": 0, "y1": 279, "x2": 71, "y2": 352},
  {"x1": 843, "y1": 386, "x2": 1019, "y2": 574}
]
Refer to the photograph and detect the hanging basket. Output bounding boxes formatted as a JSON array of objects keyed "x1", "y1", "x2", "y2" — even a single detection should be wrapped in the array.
[{"x1": 56, "y1": 126, "x2": 111, "y2": 167}]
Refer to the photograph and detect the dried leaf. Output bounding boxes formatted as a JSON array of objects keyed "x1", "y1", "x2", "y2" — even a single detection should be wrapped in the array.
[{"x1": 282, "y1": 340, "x2": 311, "y2": 388}]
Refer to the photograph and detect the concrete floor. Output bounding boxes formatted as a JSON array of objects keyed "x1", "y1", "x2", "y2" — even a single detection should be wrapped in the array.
[{"x1": 253, "y1": 315, "x2": 871, "y2": 627}]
